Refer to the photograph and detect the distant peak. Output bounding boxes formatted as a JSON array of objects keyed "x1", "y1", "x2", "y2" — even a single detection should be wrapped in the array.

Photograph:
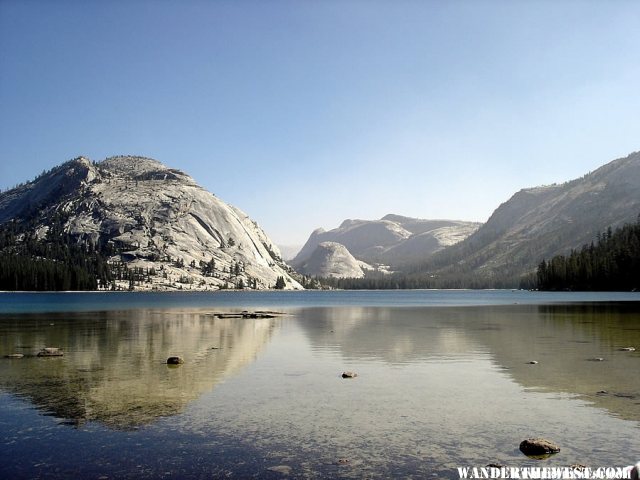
[
  {"x1": 339, "y1": 219, "x2": 363, "y2": 229},
  {"x1": 381, "y1": 213, "x2": 414, "y2": 223}
]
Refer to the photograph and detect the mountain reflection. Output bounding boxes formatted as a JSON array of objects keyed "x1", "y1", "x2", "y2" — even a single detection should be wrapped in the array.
[
  {"x1": 0, "y1": 310, "x2": 277, "y2": 429},
  {"x1": 296, "y1": 303, "x2": 640, "y2": 422},
  {"x1": 296, "y1": 306, "x2": 485, "y2": 363}
]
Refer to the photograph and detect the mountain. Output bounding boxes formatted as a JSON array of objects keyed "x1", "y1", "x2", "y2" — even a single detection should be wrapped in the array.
[
  {"x1": 294, "y1": 241, "x2": 371, "y2": 278},
  {"x1": 291, "y1": 215, "x2": 480, "y2": 271},
  {"x1": 416, "y1": 150, "x2": 640, "y2": 286},
  {"x1": 277, "y1": 244, "x2": 303, "y2": 261},
  {"x1": 0, "y1": 156, "x2": 301, "y2": 290}
]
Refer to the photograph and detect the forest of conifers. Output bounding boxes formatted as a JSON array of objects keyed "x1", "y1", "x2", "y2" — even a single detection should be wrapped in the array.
[
  {"x1": 536, "y1": 220, "x2": 640, "y2": 291},
  {"x1": 0, "y1": 214, "x2": 112, "y2": 291}
]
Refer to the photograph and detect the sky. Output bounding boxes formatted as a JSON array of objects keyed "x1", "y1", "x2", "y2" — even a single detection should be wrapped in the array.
[{"x1": 1, "y1": 1, "x2": 640, "y2": 246}]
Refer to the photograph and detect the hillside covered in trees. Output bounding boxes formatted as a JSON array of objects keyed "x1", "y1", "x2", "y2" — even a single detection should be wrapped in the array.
[
  {"x1": 536, "y1": 219, "x2": 640, "y2": 291},
  {"x1": 0, "y1": 214, "x2": 112, "y2": 290}
]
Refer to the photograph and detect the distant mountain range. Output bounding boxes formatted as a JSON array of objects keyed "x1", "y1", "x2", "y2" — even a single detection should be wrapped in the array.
[
  {"x1": 293, "y1": 150, "x2": 640, "y2": 287},
  {"x1": 3, "y1": 150, "x2": 639, "y2": 290},
  {"x1": 0, "y1": 156, "x2": 301, "y2": 290},
  {"x1": 291, "y1": 215, "x2": 480, "y2": 275}
]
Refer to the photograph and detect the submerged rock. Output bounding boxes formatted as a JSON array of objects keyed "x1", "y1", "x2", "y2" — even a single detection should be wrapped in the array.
[
  {"x1": 166, "y1": 356, "x2": 184, "y2": 365},
  {"x1": 37, "y1": 347, "x2": 63, "y2": 357},
  {"x1": 527, "y1": 361, "x2": 538, "y2": 365},
  {"x1": 588, "y1": 357, "x2": 605, "y2": 362},
  {"x1": 519, "y1": 438, "x2": 561, "y2": 456},
  {"x1": 215, "y1": 311, "x2": 278, "y2": 319},
  {"x1": 613, "y1": 392, "x2": 636, "y2": 399},
  {"x1": 341, "y1": 371, "x2": 358, "y2": 378},
  {"x1": 619, "y1": 347, "x2": 636, "y2": 352},
  {"x1": 4, "y1": 353, "x2": 25, "y2": 359},
  {"x1": 266, "y1": 465, "x2": 291, "y2": 475}
]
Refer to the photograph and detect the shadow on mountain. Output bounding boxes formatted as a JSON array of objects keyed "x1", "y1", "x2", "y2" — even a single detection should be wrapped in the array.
[{"x1": 0, "y1": 309, "x2": 277, "y2": 429}]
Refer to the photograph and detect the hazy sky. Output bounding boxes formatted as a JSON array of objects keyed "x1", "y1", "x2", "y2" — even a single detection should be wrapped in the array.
[{"x1": 1, "y1": 1, "x2": 639, "y2": 245}]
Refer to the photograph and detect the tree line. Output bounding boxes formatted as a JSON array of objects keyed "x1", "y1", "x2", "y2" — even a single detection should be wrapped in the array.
[
  {"x1": 536, "y1": 219, "x2": 640, "y2": 291},
  {"x1": 0, "y1": 212, "x2": 114, "y2": 291}
]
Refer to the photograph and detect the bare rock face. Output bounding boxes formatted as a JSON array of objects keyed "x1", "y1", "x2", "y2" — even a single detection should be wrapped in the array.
[
  {"x1": 0, "y1": 156, "x2": 301, "y2": 291},
  {"x1": 292, "y1": 215, "x2": 480, "y2": 270},
  {"x1": 296, "y1": 242, "x2": 369, "y2": 278}
]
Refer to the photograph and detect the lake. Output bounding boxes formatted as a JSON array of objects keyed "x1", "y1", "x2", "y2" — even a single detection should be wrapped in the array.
[{"x1": 1, "y1": 290, "x2": 639, "y2": 479}]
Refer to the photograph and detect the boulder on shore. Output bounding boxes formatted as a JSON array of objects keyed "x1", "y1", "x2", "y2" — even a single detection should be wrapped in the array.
[{"x1": 519, "y1": 438, "x2": 560, "y2": 456}]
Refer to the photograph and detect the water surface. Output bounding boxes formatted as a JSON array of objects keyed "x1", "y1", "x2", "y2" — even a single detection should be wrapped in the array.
[{"x1": 1, "y1": 291, "x2": 639, "y2": 478}]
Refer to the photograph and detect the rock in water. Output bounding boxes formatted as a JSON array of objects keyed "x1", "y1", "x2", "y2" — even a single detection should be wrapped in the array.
[
  {"x1": 341, "y1": 371, "x2": 358, "y2": 378},
  {"x1": 166, "y1": 356, "x2": 184, "y2": 365},
  {"x1": 266, "y1": 465, "x2": 291, "y2": 475},
  {"x1": 4, "y1": 353, "x2": 25, "y2": 359},
  {"x1": 519, "y1": 438, "x2": 561, "y2": 456},
  {"x1": 37, "y1": 347, "x2": 64, "y2": 357}
]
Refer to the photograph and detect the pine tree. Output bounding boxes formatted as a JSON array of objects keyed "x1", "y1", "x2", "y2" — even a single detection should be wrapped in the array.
[{"x1": 274, "y1": 276, "x2": 286, "y2": 289}]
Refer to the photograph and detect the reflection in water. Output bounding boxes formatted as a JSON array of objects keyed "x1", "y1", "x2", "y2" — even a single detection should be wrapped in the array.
[
  {"x1": 297, "y1": 306, "x2": 488, "y2": 364},
  {"x1": 0, "y1": 310, "x2": 276, "y2": 429},
  {"x1": 0, "y1": 300, "x2": 639, "y2": 478},
  {"x1": 297, "y1": 304, "x2": 640, "y2": 422},
  {"x1": 179, "y1": 304, "x2": 640, "y2": 477}
]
